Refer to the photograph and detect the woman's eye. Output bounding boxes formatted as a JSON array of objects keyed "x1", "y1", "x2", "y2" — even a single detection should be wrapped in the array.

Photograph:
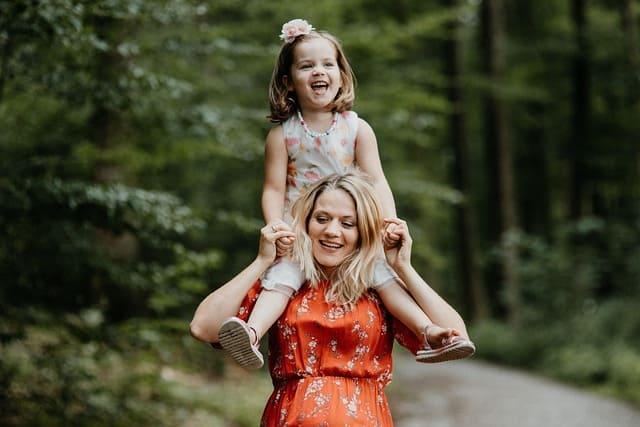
[
  {"x1": 315, "y1": 216, "x2": 328, "y2": 223},
  {"x1": 342, "y1": 222, "x2": 355, "y2": 228}
]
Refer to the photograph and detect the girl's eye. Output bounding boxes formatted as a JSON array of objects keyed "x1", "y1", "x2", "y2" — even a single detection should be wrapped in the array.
[
  {"x1": 324, "y1": 62, "x2": 335, "y2": 67},
  {"x1": 315, "y1": 216, "x2": 328, "y2": 223}
]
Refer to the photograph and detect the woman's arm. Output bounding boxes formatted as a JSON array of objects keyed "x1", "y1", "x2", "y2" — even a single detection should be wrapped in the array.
[
  {"x1": 383, "y1": 218, "x2": 470, "y2": 339},
  {"x1": 189, "y1": 223, "x2": 294, "y2": 343}
]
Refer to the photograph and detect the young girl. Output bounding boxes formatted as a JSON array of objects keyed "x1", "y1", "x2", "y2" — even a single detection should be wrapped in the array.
[{"x1": 217, "y1": 19, "x2": 475, "y2": 369}]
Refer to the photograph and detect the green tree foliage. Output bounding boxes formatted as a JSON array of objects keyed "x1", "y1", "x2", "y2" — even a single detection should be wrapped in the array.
[{"x1": 0, "y1": 1, "x2": 225, "y2": 424}]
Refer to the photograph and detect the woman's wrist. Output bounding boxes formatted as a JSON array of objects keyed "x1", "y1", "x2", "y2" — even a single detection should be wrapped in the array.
[{"x1": 255, "y1": 253, "x2": 275, "y2": 270}]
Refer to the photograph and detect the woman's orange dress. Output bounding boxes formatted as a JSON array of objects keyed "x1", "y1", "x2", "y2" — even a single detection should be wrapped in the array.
[{"x1": 234, "y1": 280, "x2": 422, "y2": 427}]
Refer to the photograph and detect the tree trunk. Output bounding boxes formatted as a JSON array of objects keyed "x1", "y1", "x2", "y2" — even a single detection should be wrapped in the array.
[
  {"x1": 0, "y1": 35, "x2": 8, "y2": 105},
  {"x1": 481, "y1": 0, "x2": 519, "y2": 323},
  {"x1": 619, "y1": 0, "x2": 640, "y2": 221},
  {"x1": 445, "y1": 0, "x2": 489, "y2": 322},
  {"x1": 620, "y1": 0, "x2": 639, "y2": 97},
  {"x1": 518, "y1": 102, "x2": 551, "y2": 238},
  {"x1": 87, "y1": 14, "x2": 141, "y2": 321},
  {"x1": 569, "y1": 0, "x2": 590, "y2": 220}
]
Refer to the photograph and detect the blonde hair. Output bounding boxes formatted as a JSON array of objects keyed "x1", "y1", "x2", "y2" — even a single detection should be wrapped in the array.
[
  {"x1": 268, "y1": 31, "x2": 356, "y2": 123},
  {"x1": 291, "y1": 171, "x2": 383, "y2": 308}
]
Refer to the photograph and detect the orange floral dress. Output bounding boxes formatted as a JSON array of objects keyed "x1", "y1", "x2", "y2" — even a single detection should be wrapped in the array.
[{"x1": 234, "y1": 280, "x2": 422, "y2": 427}]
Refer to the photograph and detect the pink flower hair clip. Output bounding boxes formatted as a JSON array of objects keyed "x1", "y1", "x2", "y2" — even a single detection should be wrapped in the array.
[{"x1": 279, "y1": 19, "x2": 315, "y2": 43}]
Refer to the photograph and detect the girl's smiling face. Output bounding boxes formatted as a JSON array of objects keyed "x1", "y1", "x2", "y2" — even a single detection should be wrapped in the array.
[
  {"x1": 287, "y1": 37, "x2": 342, "y2": 112},
  {"x1": 307, "y1": 189, "x2": 359, "y2": 271}
]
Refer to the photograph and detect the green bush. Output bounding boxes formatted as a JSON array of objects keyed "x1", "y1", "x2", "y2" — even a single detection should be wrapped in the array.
[
  {"x1": 470, "y1": 320, "x2": 542, "y2": 367},
  {"x1": 608, "y1": 345, "x2": 640, "y2": 403},
  {"x1": 0, "y1": 309, "x2": 272, "y2": 427}
]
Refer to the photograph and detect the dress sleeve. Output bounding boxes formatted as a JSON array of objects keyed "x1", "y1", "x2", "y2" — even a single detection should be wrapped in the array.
[
  {"x1": 237, "y1": 280, "x2": 262, "y2": 319},
  {"x1": 210, "y1": 279, "x2": 262, "y2": 350},
  {"x1": 391, "y1": 316, "x2": 423, "y2": 355}
]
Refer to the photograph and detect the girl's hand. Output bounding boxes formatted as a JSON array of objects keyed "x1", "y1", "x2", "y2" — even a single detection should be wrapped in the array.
[
  {"x1": 383, "y1": 218, "x2": 412, "y2": 270},
  {"x1": 383, "y1": 219, "x2": 402, "y2": 250},
  {"x1": 270, "y1": 220, "x2": 294, "y2": 257},
  {"x1": 259, "y1": 221, "x2": 295, "y2": 263},
  {"x1": 271, "y1": 220, "x2": 295, "y2": 257}
]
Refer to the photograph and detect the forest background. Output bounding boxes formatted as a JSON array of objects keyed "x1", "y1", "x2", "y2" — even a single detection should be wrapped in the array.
[{"x1": 1, "y1": 0, "x2": 639, "y2": 425}]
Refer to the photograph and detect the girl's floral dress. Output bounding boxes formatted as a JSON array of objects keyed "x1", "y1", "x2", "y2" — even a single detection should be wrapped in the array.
[
  {"x1": 282, "y1": 110, "x2": 358, "y2": 224},
  {"x1": 234, "y1": 280, "x2": 422, "y2": 426}
]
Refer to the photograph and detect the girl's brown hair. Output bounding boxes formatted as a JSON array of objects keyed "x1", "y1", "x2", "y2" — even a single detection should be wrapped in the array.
[{"x1": 267, "y1": 31, "x2": 356, "y2": 123}]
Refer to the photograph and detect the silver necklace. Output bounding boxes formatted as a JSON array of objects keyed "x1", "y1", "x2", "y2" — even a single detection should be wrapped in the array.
[{"x1": 297, "y1": 110, "x2": 338, "y2": 138}]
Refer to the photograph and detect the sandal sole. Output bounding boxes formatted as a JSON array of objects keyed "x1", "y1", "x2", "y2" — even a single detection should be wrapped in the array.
[
  {"x1": 416, "y1": 339, "x2": 476, "y2": 363},
  {"x1": 218, "y1": 318, "x2": 264, "y2": 370}
]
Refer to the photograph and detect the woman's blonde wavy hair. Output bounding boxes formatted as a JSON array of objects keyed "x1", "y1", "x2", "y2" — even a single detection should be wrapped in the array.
[
  {"x1": 290, "y1": 170, "x2": 383, "y2": 308},
  {"x1": 267, "y1": 31, "x2": 356, "y2": 123}
]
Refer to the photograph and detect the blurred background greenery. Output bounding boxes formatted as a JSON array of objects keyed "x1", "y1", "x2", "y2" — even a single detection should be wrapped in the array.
[{"x1": 1, "y1": 0, "x2": 639, "y2": 425}]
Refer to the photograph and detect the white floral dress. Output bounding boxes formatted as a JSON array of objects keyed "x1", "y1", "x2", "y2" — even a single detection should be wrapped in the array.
[{"x1": 282, "y1": 111, "x2": 358, "y2": 223}]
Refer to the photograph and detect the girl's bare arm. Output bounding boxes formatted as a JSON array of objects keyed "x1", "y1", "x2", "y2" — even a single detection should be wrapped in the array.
[
  {"x1": 262, "y1": 125, "x2": 288, "y2": 224},
  {"x1": 355, "y1": 118, "x2": 397, "y2": 219}
]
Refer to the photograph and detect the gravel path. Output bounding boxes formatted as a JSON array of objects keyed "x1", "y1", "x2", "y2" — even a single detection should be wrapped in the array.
[{"x1": 389, "y1": 351, "x2": 640, "y2": 427}]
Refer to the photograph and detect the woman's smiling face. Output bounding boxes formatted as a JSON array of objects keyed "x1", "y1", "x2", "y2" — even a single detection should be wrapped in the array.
[{"x1": 307, "y1": 188, "x2": 359, "y2": 271}]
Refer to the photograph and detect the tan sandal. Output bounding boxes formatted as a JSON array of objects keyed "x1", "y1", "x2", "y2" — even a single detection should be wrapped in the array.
[
  {"x1": 218, "y1": 317, "x2": 264, "y2": 370},
  {"x1": 416, "y1": 325, "x2": 476, "y2": 363}
]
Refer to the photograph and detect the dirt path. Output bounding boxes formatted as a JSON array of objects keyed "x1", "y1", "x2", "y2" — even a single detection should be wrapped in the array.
[{"x1": 389, "y1": 351, "x2": 640, "y2": 427}]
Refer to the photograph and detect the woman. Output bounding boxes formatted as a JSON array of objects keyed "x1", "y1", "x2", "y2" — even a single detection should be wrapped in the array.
[{"x1": 190, "y1": 171, "x2": 472, "y2": 426}]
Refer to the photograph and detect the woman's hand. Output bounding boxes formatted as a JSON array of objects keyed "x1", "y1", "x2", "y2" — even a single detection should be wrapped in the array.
[
  {"x1": 270, "y1": 220, "x2": 295, "y2": 257},
  {"x1": 383, "y1": 218, "x2": 412, "y2": 271},
  {"x1": 259, "y1": 221, "x2": 295, "y2": 262}
]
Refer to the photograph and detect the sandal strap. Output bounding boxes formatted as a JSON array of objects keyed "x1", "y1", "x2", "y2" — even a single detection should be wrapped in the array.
[
  {"x1": 248, "y1": 326, "x2": 259, "y2": 347},
  {"x1": 422, "y1": 324, "x2": 435, "y2": 350}
]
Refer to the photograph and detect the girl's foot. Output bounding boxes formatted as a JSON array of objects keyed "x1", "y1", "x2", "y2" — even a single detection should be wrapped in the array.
[
  {"x1": 218, "y1": 317, "x2": 263, "y2": 369},
  {"x1": 415, "y1": 324, "x2": 476, "y2": 363}
]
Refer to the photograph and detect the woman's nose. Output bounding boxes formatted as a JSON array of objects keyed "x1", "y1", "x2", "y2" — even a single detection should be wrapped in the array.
[{"x1": 324, "y1": 220, "x2": 340, "y2": 236}]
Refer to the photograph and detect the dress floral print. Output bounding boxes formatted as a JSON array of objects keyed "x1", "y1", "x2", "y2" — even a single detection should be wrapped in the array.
[
  {"x1": 282, "y1": 111, "x2": 358, "y2": 224},
  {"x1": 233, "y1": 280, "x2": 422, "y2": 426}
]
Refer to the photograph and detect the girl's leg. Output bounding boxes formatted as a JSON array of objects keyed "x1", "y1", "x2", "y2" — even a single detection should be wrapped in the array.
[
  {"x1": 247, "y1": 288, "x2": 290, "y2": 340},
  {"x1": 376, "y1": 279, "x2": 432, "y2": 338},
  {"x1": 219, "y1": 258, "x2": 301, "y2": 369},
  {"x1": 376, "y1": 279, "x2": 475, "y2": 363},
  {"x1": 219, "y1": 289, "x2": 290, "y2": 370}
]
